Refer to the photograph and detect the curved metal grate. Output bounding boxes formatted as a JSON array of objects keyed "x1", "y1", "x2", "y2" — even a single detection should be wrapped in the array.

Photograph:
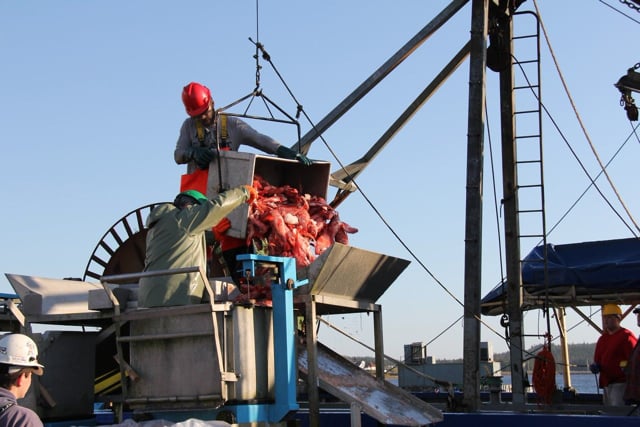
[{"x1": 82, "y1": 203, "x2": 167, "y2": 282}]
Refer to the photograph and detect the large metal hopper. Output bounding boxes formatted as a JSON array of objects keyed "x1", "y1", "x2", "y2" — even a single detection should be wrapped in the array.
[
  {"x1": 5, "y1": 274, "x2": 101, "y2": 316},
  {"x1": 296, "y1": 243, "x2": 410, "y2": 314},
  {"x1": 3, "y1": 274, "x2": 110, "y2": 326}
]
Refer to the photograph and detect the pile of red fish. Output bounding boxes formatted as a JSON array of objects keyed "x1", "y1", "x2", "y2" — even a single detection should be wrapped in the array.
[
  {"x1": 246, "y1": 175, "x2": 358, "y2": 268},
  {"x1": 234, "y1": 265, "x2": 275, "y2": 306}
]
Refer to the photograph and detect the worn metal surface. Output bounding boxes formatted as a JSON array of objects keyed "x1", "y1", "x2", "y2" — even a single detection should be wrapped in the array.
[
  {"x1": 4, "y1": 274, "x2": 103, "y2": 316},
  {"x1": 127, "y1": 308, "x2": 224, "y2": 410},
  {"x1": 126, "y1": 304, "x2": 276, "y2": 410},
  {"x1": 297, "y1": 340, "x2": 443, "y2": 426},
  {"x1": 206, "y1": 151, "x2": 330, "y2": 239},
  {"x1": 301, "y1": 243, "x2": 410, "y2": 303},
  {"x1": 34, "y1": 331, "x2": 97, "y2": 419},
  {"x1": 225, "y1": 305, "x2": 275, "y2": 401}
]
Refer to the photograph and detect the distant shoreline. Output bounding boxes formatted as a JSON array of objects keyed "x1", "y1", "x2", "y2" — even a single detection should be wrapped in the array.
[{"x1": 500, "y1": 370, "x2": 593, "y2": 375}]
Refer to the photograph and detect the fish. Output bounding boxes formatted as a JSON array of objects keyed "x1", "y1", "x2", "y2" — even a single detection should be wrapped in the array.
[{"x1": 247, "y1": 175, "x2": 358, "y2": 268}]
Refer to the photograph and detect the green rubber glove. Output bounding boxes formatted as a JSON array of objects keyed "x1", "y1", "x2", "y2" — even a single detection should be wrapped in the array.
[
  {"x1": 190, "y1": 147, "x2": 216, "y2": 169},
  {"x1": 277, "y1": 146, "x2": 312, "y2": 166}
]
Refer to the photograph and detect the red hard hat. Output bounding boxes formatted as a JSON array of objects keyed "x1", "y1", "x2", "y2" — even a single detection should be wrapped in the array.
[{"x1": 182, "y1": 82, "x2": 212, "y2": 117}]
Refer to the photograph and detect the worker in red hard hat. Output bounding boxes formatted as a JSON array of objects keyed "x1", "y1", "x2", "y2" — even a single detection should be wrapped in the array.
[
  {"x1": 590, "y1": 304, "x2": 637, "y2": 406},
  {"x1": 175, "y1": 82, "x2": 311, "y2": 281},
  {"x1": 175, "y1": 81, "x2": 311, "y2": 173}
]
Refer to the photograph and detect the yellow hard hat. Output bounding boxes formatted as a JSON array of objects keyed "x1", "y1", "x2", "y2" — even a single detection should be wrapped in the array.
[{"x1": 602, "y1": 304, "x2": 622, "y2": 316}]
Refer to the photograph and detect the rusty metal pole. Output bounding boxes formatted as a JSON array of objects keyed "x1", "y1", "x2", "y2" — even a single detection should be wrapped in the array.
[{"x1": 462, "y1": 0, "x2": 488, "y2": 412}]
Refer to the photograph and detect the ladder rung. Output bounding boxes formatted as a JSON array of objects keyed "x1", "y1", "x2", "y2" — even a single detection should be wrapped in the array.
[
  {"x1": 513, "y1": 34, "x2": 538, "y2": 42},
  {"x1": 517, "y1": 185, "x2": 543, "y2": 191},
  {"x1": 519, "y1": 233, "x2": 545, "y2": 239},
  {"x1": 515, "y1": 135, "x2": 541, "y2": 140},
  {"x1": 512, "y1": 17, "x2": 547, "y2": 270},
  {"x1": 518, "y1": 212, "x2": 544, "y2": 218},
  {"x1": 515, "y1": 160, "x2": 542, "y2": 166},
  {"x1": 513, "y1": 58, "x2": 538, "y2": 66},
  {"x1": 514, "y1": 109, "x2": 540, "y2": 115}
]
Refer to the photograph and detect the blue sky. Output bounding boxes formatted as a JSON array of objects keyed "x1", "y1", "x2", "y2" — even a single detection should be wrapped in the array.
[{"x1": 2, "y1": 1, "x2": 640, "y2": 362}]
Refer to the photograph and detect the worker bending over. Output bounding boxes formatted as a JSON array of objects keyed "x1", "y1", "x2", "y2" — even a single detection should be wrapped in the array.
[{"x1": 139, "y1": 186, "x2": 257, "y2": 308}]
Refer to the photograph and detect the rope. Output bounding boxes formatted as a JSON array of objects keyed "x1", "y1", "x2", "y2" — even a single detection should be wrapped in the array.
[
  {"x1": 533, "y1": 0, "x2": 640, "y2": 235},
  {"x1": 232, "y1": 2, "x2": 637, "y2": 359},
  {"x1": 545, "y1": 122, "x2": 640, "y2": 239},
  {"x1": 225, "y1": 17, "x2": 477, "y2": 349}
]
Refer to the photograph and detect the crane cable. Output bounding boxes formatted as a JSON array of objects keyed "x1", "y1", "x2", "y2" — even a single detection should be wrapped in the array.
[
  {"x1": 238, "y1": 2, "x2": 468, "y2": 313},
  {"x1": 243, "y1": 1, "x2": 624, "y2": 356},
  {"x1": 545, "y1": 121, "x2": 640, "y2": 239}
]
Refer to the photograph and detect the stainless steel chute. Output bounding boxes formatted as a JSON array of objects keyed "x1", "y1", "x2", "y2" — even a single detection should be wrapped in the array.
[{"x1": 296, "y1": 243, "x2": 410, "y2": 314}]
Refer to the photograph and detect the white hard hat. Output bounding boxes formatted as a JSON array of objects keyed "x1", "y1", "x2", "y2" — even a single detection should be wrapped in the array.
[{"x1": 0, "y1": 334, "x2": 44, "y2": 376}]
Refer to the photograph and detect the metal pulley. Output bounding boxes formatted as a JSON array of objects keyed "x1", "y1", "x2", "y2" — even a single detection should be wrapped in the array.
[{"x1": 615, "y1": 64, "x2": 640, "y2": 121}]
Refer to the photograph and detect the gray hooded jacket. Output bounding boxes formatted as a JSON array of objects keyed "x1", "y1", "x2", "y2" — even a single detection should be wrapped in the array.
[
  {"x1": 138, "y1": 186, "x2": 249, "y2": 308},
  {"x1": 174, "y1": 115, "x2": 281, "y2": 174}
]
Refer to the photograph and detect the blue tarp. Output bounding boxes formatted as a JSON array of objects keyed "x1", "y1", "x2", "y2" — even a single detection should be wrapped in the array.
[{"x1": 481, "y1": 237, "x2": 640, "y2": 315}]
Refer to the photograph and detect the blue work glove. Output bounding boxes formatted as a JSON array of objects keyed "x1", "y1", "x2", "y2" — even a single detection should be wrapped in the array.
[
  {"x1": 190, "y1": 147, "x2": 216, "y2": 169},
  {"x1": 589, "y1": 363, "x2": 600, "y2": 374},
  {"x1": 276, "y1": 146, "x2": 312, "y2": 166}
]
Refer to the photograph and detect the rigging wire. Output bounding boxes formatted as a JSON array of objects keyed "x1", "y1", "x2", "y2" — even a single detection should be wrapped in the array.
[
  {"x1": 252, "y1": 37, "x2": 515, "y2": 356},
  {"x1": 425, "y1": 315, "x2": 464, "y2": 348},
  {"x1": 480, "y1": 3, "x2": 640, "y2": 363},
  {"x1": 546, "y1": 122, "x2": 640, "y2": 238},
  {"x1": 247, "y1": 42, "x2": 478, "y2": 358},
  {"x1": 304, "y1": 118, "x2": 532, "y2": 356},
  {"x1": 533, "y1": 0, "x2": 640, "y2": 236},
  {"x1": 511, "y1": 53, "x2": 639, "y2": 238},
  {"x1": 231, "y1": 0, "x2": 640, "y2": 364},
  {"x1": 239, "y1": 4, "x2": 531, "y2": 362},
  {"x1": 485, "y1": 101, "x2": 507, "y2": 300},
  {"x1": 216, "y1": 0, "x2": 302, "y2": 142},
  {"x1": 598, "y1": 0, "x2": 640, "y2": 24},
  {"x1": 250, "y1": 30, "x2": 563, "y2": 361},
  {"x1": 237, "y1": 1, "x2": 472, "y2": 349},
  {"x1": 255, "y1": 48, "x2": 470, "y2": 309},
  {"x1": 246, "y1": 2, "x2": 640, "y2": 357},
  {"x1": 307, "y1": 0, "x2": 640, "y2": 368},
  {"x1": 317, "y1": 317, "x2": 455, "y2": 388}
]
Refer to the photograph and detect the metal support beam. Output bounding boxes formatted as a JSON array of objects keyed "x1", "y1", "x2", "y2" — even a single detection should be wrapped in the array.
[
  {"x1": 374, "y1": 308, "x2": 384, "y2": 382},
  {"x1": 330, "y1": 41, "x2": 471, "y2": 207},
  {"x1": 556, "y1": 307, "x2": 573, "y2": 391},
  {"x1": 305, "y1": 296, "x2": 320, "y2": 427},
  {"x1": 462, "y1": 0, "x2": 488, "y2": 412},
  {"x1": 296, "y1": 0, "x2": 470, "y2": 153}
]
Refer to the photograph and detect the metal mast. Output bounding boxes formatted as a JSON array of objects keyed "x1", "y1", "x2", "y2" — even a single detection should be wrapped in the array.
[{"x1": 462, "y1": 0, "x2": 488, "y2": 411}]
